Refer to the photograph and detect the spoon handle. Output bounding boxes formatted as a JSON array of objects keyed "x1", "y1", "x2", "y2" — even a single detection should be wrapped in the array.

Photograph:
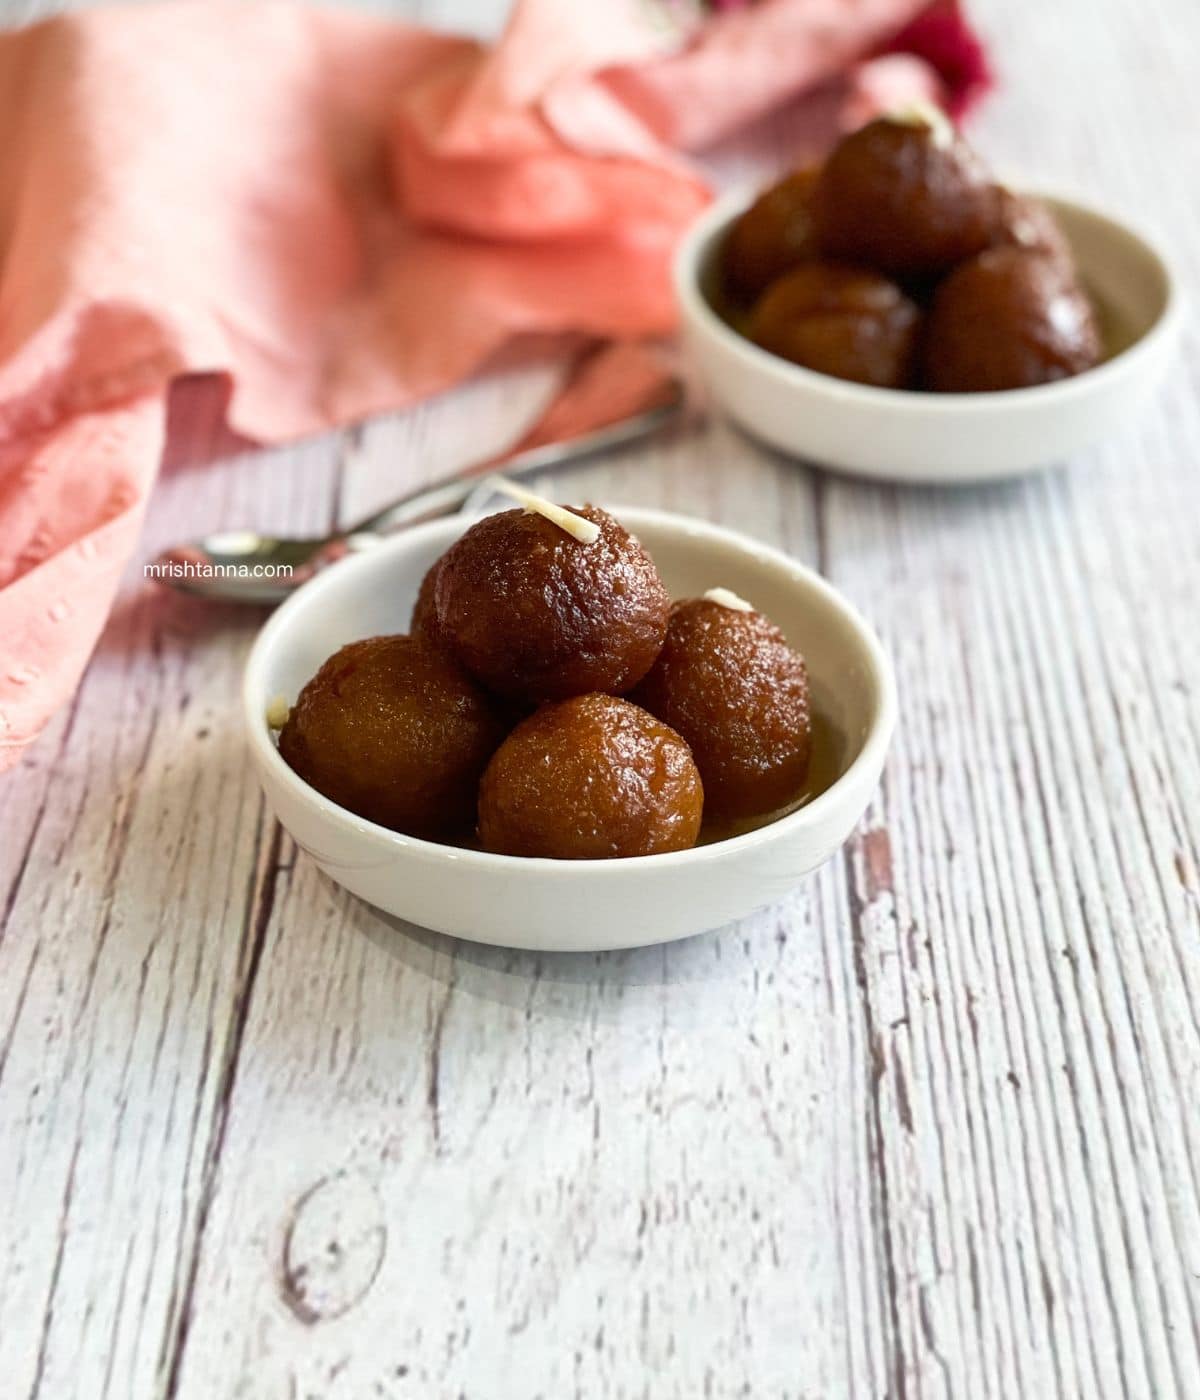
[{"x1": 342, "y1": 383, "x2": 685, "y2": 540}]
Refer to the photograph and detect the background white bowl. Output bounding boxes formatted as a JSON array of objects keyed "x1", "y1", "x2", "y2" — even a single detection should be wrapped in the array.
[
  {"x1": 243, "y1": 508, "x2": 896, "y2": 952},
  {"x1": 675, "y1": 189, "x2": 1182, "y2": 484}
]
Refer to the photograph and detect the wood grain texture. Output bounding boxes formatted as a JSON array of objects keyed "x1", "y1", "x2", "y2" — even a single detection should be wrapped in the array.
[{"x1": 2, "y1": 0, "x2": 1199, "y2": 1396}]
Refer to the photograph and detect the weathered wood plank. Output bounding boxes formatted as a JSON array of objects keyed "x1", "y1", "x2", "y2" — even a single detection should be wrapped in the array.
[
  {"x1": 820, "y1": 0, "x2": 1200, "y2": 1389},
  {"x1": 166, "y1": 0, "x2": 1200, "y2": 1393},
  {"x1": 0, "y1": 383, "x2": 350, "y2": 1398},
  {"x1": 2, "y1": 0, "x2": 1199, "y2": 1396},
  {"x1": 170, "y1": 409, "x2": 857, "y2": 1400}
]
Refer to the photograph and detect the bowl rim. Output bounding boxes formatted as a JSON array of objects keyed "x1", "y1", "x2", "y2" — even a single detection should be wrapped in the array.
[
  {"x1": 243, "y1": 505, "x2": 897, "y2": 872},
  {"x1": 674, "y1": 185, "x2": 1184, "y2": 411}
]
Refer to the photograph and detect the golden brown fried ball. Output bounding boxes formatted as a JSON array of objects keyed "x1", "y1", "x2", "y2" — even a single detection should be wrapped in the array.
[
  {"x1": 747, "y1": 261, "x2": 921, "y2": 388},
  {"x1": 923, "y1": 245, "x2": 1102, "y2": 392},
  {"x1": 436, "y1": 506, "x2": 670, "y2": 706},
  {"x1": 477, "y1": 694, "x2": 703, "y2": 859},
  {"x1": 278, "y1": 634, "x2": 506, "y2": 839},
  {"x1": 722, "y1": 168, "x2": 820, "y2": 304},
  {"x1": 813, "y1": 113, "x2": 997, "y2": 279},
  {"x1": 632, "y1": 598, "x2": 811, "y2": 821}
]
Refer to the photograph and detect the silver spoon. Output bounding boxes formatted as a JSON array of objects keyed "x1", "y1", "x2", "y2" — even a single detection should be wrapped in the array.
[{"x1": 151, "y1": 377, "x2": 684, "y2": 605}]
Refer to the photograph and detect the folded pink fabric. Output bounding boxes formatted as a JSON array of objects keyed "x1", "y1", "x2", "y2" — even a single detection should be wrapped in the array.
[{"x1": 0, "y1": 0, "x2": 988, "y2": 769}]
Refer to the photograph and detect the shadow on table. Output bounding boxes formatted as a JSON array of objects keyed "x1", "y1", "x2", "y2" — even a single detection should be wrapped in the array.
[{"x1": 344, "y1": 891, "x2": 768, "y2": 1017}]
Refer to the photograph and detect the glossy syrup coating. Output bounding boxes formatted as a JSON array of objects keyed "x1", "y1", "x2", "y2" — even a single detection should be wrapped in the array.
[
  {"x1": 923, "y1": 245, "x2": 1102, "y2": 392},
  {"x1": 477, "y1": 694, "x2": 703, "y2": 860},
  {"x1": 747, "y1": 261, "x2": 921, "y2": 388},
  {"x1": 632, "y1": 598, "x2": 810, "y2": 821},
  {"x1": 812, "y1": 114, "x2": 998, "y2": 279},
  {"x1": 278, "y1": 635, "x2": 506, "y2": 839},
  {"x1": 989, "y1": 187, "x2": 1073, "y2": 265},
  {"x1": 410, "y1": 557, "x2": 446, "y2": 647},
  {"x1": 721, "y1": 168, "x2": 820, "y2": 304},
  {"x1": 436, "y1": 506, "x2": 670, "y2": 706}
]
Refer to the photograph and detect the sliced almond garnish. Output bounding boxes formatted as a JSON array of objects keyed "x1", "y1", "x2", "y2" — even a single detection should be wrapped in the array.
[
  {"x1": 265, "y1": 693, "x2": 290, "y2": 730},
  {"x1": 885, "y1": 100, "x2": 954, "y2": 150},
  {"x1": 487, "y1": 476, "x2": 601, "y2": 545},
  {"x1": 703, "y1": 587, "x2": 755, "y2": 613}
]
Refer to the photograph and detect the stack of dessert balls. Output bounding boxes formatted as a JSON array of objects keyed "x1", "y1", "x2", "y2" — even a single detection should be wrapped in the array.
[
  {"x1": 721, "y1": 104, "x2": 1102, "y2": 392},
  {"x1": 275, "y1": 491, "x2": 812, "y2": 860}
]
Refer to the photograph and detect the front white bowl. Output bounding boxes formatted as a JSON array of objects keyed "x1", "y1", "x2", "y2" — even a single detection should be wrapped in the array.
[
  {"x1": 674, "y1": 189, "x2": 1182, "y2": 483},
  {"x1": 243, "y1": 508, "x2": 896, "y2": 951}
]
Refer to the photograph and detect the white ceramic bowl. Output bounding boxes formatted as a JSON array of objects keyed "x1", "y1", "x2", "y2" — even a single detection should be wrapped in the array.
[
  {"x1": 243, "y1": 508, "x2": 896, "y2": 951},
  {"x1": 675, "y1": 189, "x2": 1182, "y2": 483}
]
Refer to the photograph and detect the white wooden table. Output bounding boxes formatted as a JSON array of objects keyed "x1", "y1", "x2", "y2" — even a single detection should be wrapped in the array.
[{"x1": 3, "y1": 0, "x2": 1199, "y2": 1395}]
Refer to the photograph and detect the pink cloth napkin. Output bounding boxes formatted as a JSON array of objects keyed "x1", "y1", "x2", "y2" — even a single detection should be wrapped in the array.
[{"x1": 0, "y1": 0, "x2": 988, "y2": 770}]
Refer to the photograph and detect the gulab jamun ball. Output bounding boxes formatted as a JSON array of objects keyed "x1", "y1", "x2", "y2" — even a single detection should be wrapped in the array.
[
  {"x1": 923, "y1": 245, "x2": 1102, "y2": 392},
  {"x1": 812, "y1": 110, "x2": 998, "y2": 279},
  {"x1": 477, "y1": 694, "x2": 704, "y2": 860},
  {"x1": 632, "y1": 595, "x2": 810, "y2": 821},
  {"x1": 435, "y1": 505, "x2": 670, "y2": 706},
  {"x1": 278, "y1": 635, "x2": 505, "y2": 840},
  {"x1": 747, "y1": 262, "x2": 921, "y2": 389},
  {"x1": 722, "y1": 168, "x2": 820, "y2": 304}
]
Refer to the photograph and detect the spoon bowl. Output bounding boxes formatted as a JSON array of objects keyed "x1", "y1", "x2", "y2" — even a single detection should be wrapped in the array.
[{"x1": 151, "y1": 381, "x2": 685, "y2": 604}]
